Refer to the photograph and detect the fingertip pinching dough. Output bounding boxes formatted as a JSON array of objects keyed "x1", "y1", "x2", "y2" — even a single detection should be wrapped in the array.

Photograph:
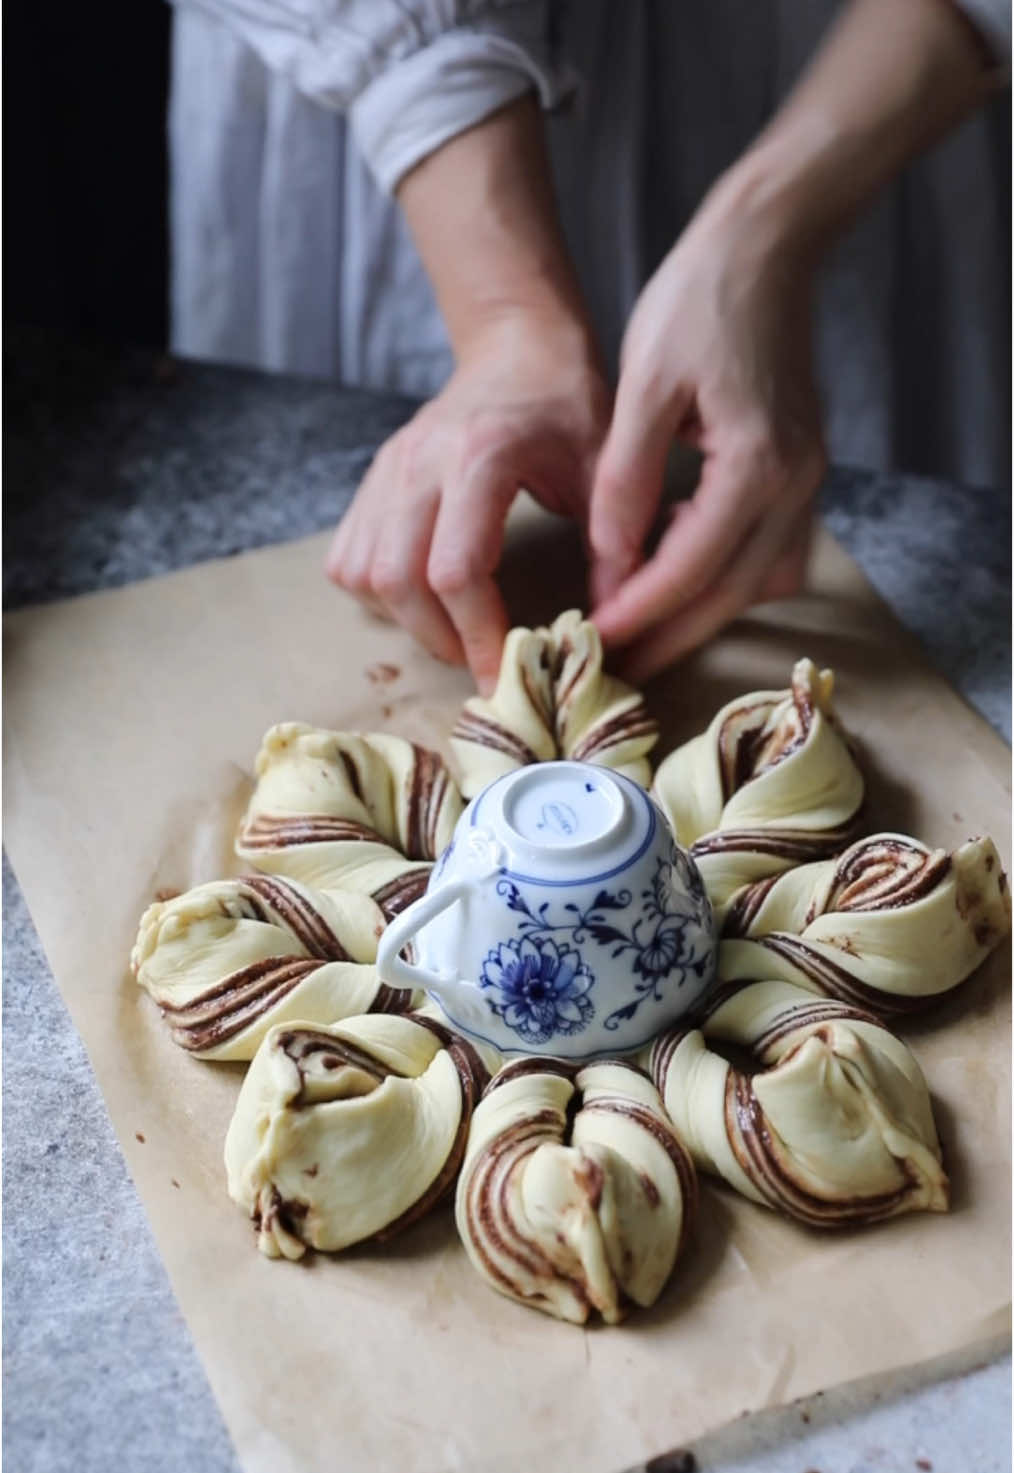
[
  {"x1": 450, "y1": 609, "x2": 659, "y2": 797},
  {"x1": 130, "y1": 612, "x2": 1011, "y2": 1326}
]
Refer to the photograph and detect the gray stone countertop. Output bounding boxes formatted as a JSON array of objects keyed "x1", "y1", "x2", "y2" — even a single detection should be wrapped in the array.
[{"x1": 4, "y1": 329, "x2": 1011, "y2": 1473}]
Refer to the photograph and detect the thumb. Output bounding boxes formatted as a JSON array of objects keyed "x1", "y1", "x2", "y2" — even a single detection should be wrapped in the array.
[{"x1": 588, "y1": 374, "x2": 688, "y2": 608}]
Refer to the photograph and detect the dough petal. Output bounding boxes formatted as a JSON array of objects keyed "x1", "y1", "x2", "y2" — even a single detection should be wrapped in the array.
[
  {"x1": 236, "y1": 726, "x2": 462, "y2": 916},
  {"x1": 649, "y1": 980, "x2": 948, "y2": 1225},
  {"x1": 132, "y1": 875, "x2": 414, "y2": 1059},
  {"x1": 653, "y1": 659, "x2": 864, "y2": 917},
  {"x1": 225, "y1": 1013, "x2": 488, "y2": 1257},
  {"x1": 450, "y1": 610, "x2": 658, "y2": 798},
  {"x1": 455, "y1": 1058, "x2": 695, "y2": 1324},
  {"x1": 719, "y1": 832, "x2": 1011, "y2": 1013}
]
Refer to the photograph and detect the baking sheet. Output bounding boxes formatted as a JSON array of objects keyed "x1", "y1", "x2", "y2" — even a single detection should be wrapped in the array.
[{"x1": 4, "y1": 505, "x2": 1010, "y2": 1473}]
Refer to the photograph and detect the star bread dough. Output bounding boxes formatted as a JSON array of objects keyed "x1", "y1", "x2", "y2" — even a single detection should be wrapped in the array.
[
  {"x1": 236, "y1": 726, "x2": 462, "y2": 918},
  {"x1": 718, "y1": 833, "x2": 1011, "y2": 1014},
  {"x1": 225, "y1": 1013, "x2": 488, "y2": 1258},
  {"x1": 652, "y1": 658, "x2": 865, "y2": 918},
  {"x1": 133, "y1": 875, "x2": 408, "y2": 1060},
  {"x1": 450, "y1": 609, "x2": 658, "y2": 797},
  {"x1": 127, "y1": 620, "x2": 1012, "y2": 1323},
  {"x1": 649, "y1": 980, "x2": 948, "y2": 1225},
  {"x1": 455, "y1": 1058, "x2": 696, "y2": 1324}
]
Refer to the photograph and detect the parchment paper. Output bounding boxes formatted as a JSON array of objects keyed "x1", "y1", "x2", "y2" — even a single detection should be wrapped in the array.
[{"x1": 4, "y1": 505, "x2": 1010, "y2": 1473}]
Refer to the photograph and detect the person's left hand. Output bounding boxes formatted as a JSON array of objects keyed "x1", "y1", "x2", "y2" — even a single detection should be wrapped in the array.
[{"x1": 587, "y1": 175, "x2": 827, "y2": 683}]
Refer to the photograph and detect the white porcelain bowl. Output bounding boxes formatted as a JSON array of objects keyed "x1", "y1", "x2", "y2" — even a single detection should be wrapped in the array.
[{"x1": 376, "y1": 761, "x2": 716, "y2": 1058}]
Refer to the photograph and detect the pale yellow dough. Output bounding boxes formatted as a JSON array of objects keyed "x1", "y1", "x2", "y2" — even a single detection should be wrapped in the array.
[
  {"x1": 455, "y1": 1059, "x2": 696, "y2": 1324},
  {"x1": 653, "y1": 658, "x2": 864, "y2": 918},
  {"x1": 132, "y1": 875, "x2": 411, "y2": 1060},
  {"x1": 450, "y1": 609, "x2": 658, "y2": 798},
  {"x1": 649, "y1": 980, "x2": 948, "y2": 1224},
  {"x1": 124, "y1": 636, "x2": 1013, "y2": 1315},
  {"x1": 225, "y1": 1013, "x2": 488, "y2": 1258},
  {"x1": 236, "y1": 726, "x2": 462, "y2": 917},
  {"x1": 719, "y1": 832, "x2": 1011, "y2": 1012}
]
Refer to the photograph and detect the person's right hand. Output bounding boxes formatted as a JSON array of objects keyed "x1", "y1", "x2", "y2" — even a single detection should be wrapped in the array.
[{"x1": 326, "y1": 310, "x2": 609, "y2": 695}]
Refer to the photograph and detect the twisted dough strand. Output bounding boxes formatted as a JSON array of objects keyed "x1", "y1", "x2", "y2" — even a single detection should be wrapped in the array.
[
  {"x1": 132, "y1": 874, "x2": 409, "y2": 1059},
  {"x1": 649, "y1": 980, "x2": 948, "y2": 1226},
  {"x1": 450, "y1": 610, "x2": 658, "y2": 797},
  {"x1": 236, "y1": 726, "x2": 463, "y2": 917},
  {"x1": 455, "y1": 1057, "x2": 696, "y2": 1324},
  {"x1": 653, "y1": 659, "x2": 864, "y2": 918},
  {"x1": 719, "y1": 833, "x2": 1011, "y2": 1014},
  {"x1": 226, "y1": 1012, "x2": 488, "y2": 1258}
]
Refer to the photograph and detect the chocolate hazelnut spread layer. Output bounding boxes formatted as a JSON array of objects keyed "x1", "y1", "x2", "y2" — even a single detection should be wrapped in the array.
[
  {"x1": 455, "y1": 1059, "x2": 694, "y2": 1324},
  {"x1": 127, "y1": 633, "x2": 1012, "y2": 1327},
  {"x1": 650, "y1": 978, "x2": 949, "y2": 1226},
  {"x1": 225, "y1": 1013, "x2": 488, "y2": 1259},
  {"x1": 450, "y1": 610, "x2": 658, "y2": 798},
  {"x1": 717, "y1": 833, "x2": 1011, "y2": 1013},
  {"x1": 132, "y1": 875, "x2": 412, "y2": 1060},
  {"x1": 653, "y1": 659, "x2": 865, "y2": 920},
  {"x1": 235, "y1": 724, "x2": 462, "y2": 906}
]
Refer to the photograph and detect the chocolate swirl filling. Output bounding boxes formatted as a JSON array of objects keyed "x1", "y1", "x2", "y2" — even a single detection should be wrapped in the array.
[
  {"x1": 458, "y1": 1061, "x2": 693, "y2": 1321},
  {"x1": 264, "y1": 1018, "x2": 489, "y2": 1249}
]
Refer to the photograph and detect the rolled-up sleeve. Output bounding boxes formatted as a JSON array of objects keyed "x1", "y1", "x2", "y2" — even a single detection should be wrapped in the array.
[{"x1": 175, "y1": 0, "x2": 575, "y2": 191}]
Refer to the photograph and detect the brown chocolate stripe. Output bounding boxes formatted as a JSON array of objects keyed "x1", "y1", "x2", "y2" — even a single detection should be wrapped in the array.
[
  {"x1": 462, "y1": 1113, "x2": 568, "y2": 1299},
  {"x1": 553, "y1": 648, "x2": 590, "y2": 715},
  {"x1": 827, "y1": 840, "x2": 951, "y2": 914},
  {"x1": 338, "y1": 749, "x2": 365, "y2": 804},
  {"x1": 253, "y1": 1185, "x2": 309, "y2": 1242},
  {"x1": 570, "y1": 711, "x2": 658, "y2": 762},
  {"x1": 409, "y1": 1012, "x2": 491, "y2": 1100},
  {"x1": 275, "y1": 1026, "x2": 402, "y2": 1091},
  {"x1": 722, "y1": 874, "x2": 780, "y2": 937},
  {"x1": 450, "y1": 712, "x2": 540, "y2": 766},
  {"x1": 371, "y1": 867, "x2": 431, "y2": 919},
  {"x1": 163, "y1": 957, "x2": 323, "y2": 1052},
  {"x1": 484, "y1": 1056, "x2": 580, "y2": 1095},
  {"x1": 370, "y1": 984, "x2": 414, "y2": 1015},
  {"x1": 424, "y1": 761, "x2": 453, "y2": 857},
  {"x1": 716, "y1": 698, "x2": 783, "y2": 804},
  {"x1": 581, "y1": 1097, "x2": 697, "y2": 1253},
  {"x1": 692, "y1": 824, "x2": 858, "y2": 863},
  {"x1": 239, "y1": 815, "x2": 386, "y2": 849},
  {"x1": 648, "y1": 1028, "x2": 694, "y2": 1097},
  {"x1": 754, "y1": 934, "x2": 925, "y2": 1017},
  {"x1": 373, "y1": 1020, "x2": 489, "y2": 1242},
  {"x1": 725, "y1": 1070, "x2": 917, "y2": 1226},
  {"x1": 241, "y1": 874, "x2": 350, "y2": 960},
  {"x1": 744, "y1": 1000, "x2": 882, "y2": 1060},
  {"x1": 405, "y1": 745, "x2": 445, "y2": 860},
  {"x1": 521, "y1": 660, "x2": 555, "y2": 733}
]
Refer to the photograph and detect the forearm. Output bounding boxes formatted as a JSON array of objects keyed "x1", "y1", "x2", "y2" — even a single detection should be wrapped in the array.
[
  {"x1": 396, "y1": 95, "x2": 595, "y2": 362},
  {"x1": 706, "y1": 0, "x2": 1000, "y2": 262}
]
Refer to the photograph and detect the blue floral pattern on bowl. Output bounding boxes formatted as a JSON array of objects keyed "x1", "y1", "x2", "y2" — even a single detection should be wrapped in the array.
[
  {"x1": 376, "y1": 762, "x2": 718, "y2": 1058},
  {"x1": 480, "y1": 847, "x2": 713, "y2": 1043},
  {"x1": 480, "y1": 937, "x2": 595, "y2": 1045}
]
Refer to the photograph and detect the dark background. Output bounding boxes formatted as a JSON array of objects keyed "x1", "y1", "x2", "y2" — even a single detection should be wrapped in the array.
[
  {"x1": 4, "y1": 0, "x2": 170, "y2": 348},
  {"x1": 2, "y1": 4, "x2": 1010, "y2": 488}
]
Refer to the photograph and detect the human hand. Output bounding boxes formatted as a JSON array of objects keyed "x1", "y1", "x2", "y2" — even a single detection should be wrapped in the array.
[
  {"x1": 588, "y1": 173, "x2": 827, "y2": 683},
  {"x1": 326, "y1": 311, "x2": 609, "y2": 694}
]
